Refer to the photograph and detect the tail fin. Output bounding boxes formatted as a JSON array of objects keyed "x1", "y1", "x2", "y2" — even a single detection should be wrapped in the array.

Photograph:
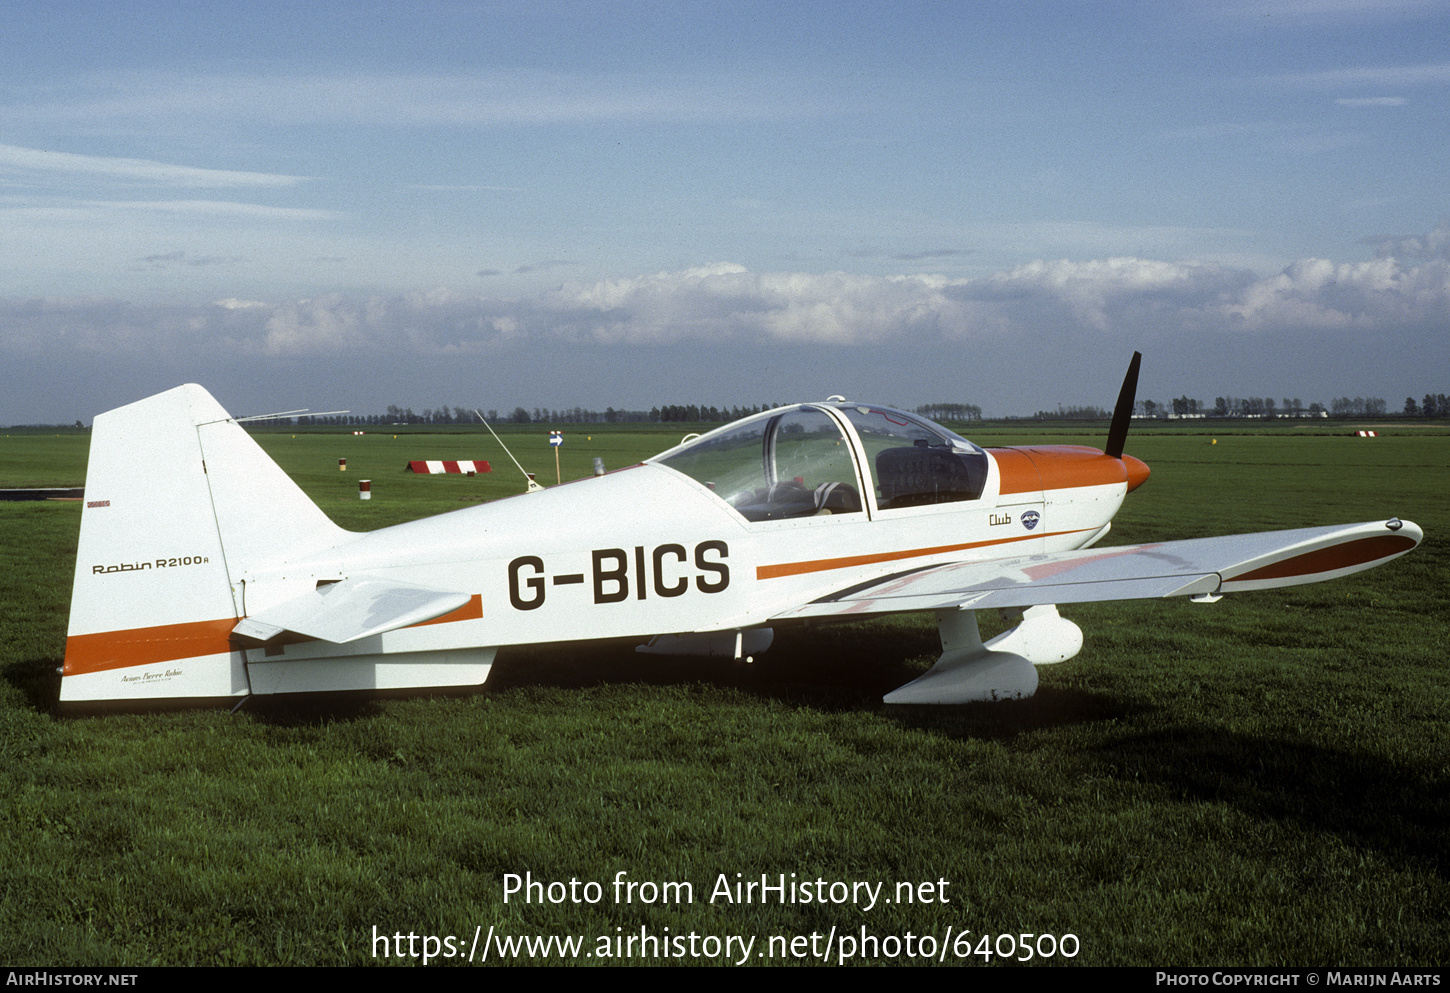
[{"x1": 62, "y1": 385, "x2": 349, "y2": 703}]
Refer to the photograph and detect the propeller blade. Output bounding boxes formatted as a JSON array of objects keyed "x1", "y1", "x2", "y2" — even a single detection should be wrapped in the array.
[{"x1": 1105, "y1": 351, "x2": 1141, "y2": 460}]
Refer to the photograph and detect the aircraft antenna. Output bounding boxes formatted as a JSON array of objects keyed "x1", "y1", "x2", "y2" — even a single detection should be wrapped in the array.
[
  {"x1": 474, "y1": 410, "x2": 545, "y2": 492},
  {"x1": 1104, "y1": 352, "x2": 1141, "y2": 460},
  {"x1": 231, "y1": 408, "x2": 350, "y2": 424}
]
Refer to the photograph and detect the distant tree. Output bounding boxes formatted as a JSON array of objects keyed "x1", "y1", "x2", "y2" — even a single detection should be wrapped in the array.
[
  {"x1": 916, "y1": 402, "x2": 983, "y2": 421},
  {"x1": 1329, "y1": 397, "x2": 1385, "y2": 417},
  {"x1": 1035, "y1": 404, "x2": 1111, "y2": 420}
]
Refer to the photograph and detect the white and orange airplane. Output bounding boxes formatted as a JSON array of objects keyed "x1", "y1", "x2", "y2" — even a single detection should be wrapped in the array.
[{"x1": 61, "y1": 355, "x2": 1421, "y2": 707}]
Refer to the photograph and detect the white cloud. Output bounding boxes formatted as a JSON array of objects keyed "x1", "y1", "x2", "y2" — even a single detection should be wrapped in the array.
[
  {"x1": 970, "y1": 257, "x2": 1228, "y2": 330},
  {"x1": 87, "y1": 199, "x2": 342, "y2": 221},
  {"x1": 6, "y1": 245, "x2": 1448, "y2": 361},
  {"x1": 1217, "y1": 256, "x2": 1450, "y2": 331},
  {"x1": 0, "y1": 144, "x2": 308, "y2": 187},
  {"x1": 533, "y1": 264, "x2": 975, "y2": 345},
  {"x1": 3, "y1": 71, "x2": 825, "y2": 134},
  {"x1": 261, "y1": 295, "x2": 363, "y2": 355},
  {"x1": 1367, "y1": 221, "x2": 1450, "y2": 260},
  {"x1": 5, "y1": 238, "x2": 1449, "y2": 424},
  {"x1": 1272, "y1": 62, "x2": 1450, "y2": 89}
]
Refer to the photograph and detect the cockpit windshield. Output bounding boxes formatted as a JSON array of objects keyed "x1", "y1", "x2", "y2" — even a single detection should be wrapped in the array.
[
  {"x1": 654, "y1": 406, "x2": 863, "y2": 521},
  {"x1": 653, "y1": 402, "x2": 987, "y2": 521},
  {"x1": 832, "y1": 404, "x2": 988, "y2": 508}
]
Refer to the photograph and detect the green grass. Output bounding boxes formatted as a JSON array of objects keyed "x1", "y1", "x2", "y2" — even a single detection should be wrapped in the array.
[
  {"x1": 0, "y1": 433, "x2": 90, "y2": 489},
  {"x1": 1, "y1": 426, "x2": 1445, "y2": 966}
]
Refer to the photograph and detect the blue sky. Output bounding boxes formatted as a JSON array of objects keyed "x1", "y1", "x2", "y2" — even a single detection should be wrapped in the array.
[{"x1": 3, "y1": 0, "x2": 1447, "y2": 424}]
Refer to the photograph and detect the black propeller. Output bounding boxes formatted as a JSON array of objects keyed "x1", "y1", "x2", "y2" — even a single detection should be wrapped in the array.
[{"x1": 1104, "y1": 351, "x2": 1141, "y2": 460}]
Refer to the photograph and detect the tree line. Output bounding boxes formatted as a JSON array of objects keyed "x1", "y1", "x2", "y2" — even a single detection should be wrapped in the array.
[
  {"x1": 281, "y1": 392, "x2": 1447, "y2": 428},
  {"x1": 292, "y1": 400, "x2": 987, "y2": 427}
]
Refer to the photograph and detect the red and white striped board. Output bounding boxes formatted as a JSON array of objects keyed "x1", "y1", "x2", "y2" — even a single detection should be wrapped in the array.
[
  {"x1": 406, "y1": 460, "x2": 492, "y2": 474},
  {"x1": 1356, "y1": 431, "x2": 1378, "y2": 437}
]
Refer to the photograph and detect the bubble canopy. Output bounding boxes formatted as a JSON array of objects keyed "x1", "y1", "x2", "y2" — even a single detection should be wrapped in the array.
[{"x1": 650, "y1": 403, "x2": 989, "y2": 522}]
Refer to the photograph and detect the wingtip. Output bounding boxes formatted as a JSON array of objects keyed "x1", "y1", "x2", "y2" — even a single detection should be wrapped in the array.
[{"x1": 1385, "y1": 518, "x2": 1423, "y2": 545}]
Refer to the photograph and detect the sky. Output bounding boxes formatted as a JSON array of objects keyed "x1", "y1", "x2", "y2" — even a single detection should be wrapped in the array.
[{"x1": 2, "y1": 0, "x2": 1448, "y2": 424}]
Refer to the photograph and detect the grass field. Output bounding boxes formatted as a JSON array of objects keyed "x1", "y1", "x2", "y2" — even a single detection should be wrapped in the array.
[{"x1": 0, "y1": 420, "x2": 1445, "y2": 966}]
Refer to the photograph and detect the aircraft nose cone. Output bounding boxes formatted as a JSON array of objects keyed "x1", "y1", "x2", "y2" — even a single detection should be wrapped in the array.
[{"x1": 1123, "y1": 454, "x2": 1150, "y2": 492}]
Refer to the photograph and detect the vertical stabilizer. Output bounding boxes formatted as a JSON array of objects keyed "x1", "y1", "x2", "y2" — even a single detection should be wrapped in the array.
[
  {"x1": 196, "y1": 408, "x2": 351, "y2": 570},
  {"x1": 61, "y1": 385, "x2": 349, "y2": 703}
]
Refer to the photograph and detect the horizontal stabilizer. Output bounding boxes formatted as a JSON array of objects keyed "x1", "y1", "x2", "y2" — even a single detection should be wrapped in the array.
[
  {"x1": 234, "y1": 577, "x2": 472, "y2": 645},
  {"x1": 777, "y1": 519, "x2": 1421, "y2": 621}
]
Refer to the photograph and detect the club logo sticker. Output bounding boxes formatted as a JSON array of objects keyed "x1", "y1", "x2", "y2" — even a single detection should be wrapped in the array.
[{"x1": 1021, "y1": 511, "x2": 1040, "y2": 531}]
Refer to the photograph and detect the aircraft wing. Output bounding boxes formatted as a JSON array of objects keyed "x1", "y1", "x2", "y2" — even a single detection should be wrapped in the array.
[
  {"x1": 233, "y1": 577, "x2": 472, "y2": 644},
  {"x1": 774, "y1": 520, "x2": 1421, "y2": 621}
]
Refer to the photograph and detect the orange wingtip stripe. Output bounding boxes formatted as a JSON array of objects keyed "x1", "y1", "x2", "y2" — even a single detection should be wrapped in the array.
[
  {"x1": 1232, "y1": 534, "x2": 1419, "y2": 582},
  {"x1": 756, "y1": 529, "x2": 1093, "y2": 580}
]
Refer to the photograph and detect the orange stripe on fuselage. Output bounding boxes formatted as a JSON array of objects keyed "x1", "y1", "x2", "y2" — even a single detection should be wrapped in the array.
[
  {"x1": 64, "y1": 618, "x2": 238, "y2": 676},
  {"x1": 413, "y1": 594, "x2": 483, "y2": 626},
  {"x1": 756, "y1": 528, "x2": 1096, "y2": 580},
  {"x1": 63, "y1": 594, "x2": 487, "y2": 676}
]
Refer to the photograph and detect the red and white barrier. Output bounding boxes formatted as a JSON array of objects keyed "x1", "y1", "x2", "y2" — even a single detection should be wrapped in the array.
[{"x1": 406, "y1": 460, "x2": 492, "y2": 474}]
